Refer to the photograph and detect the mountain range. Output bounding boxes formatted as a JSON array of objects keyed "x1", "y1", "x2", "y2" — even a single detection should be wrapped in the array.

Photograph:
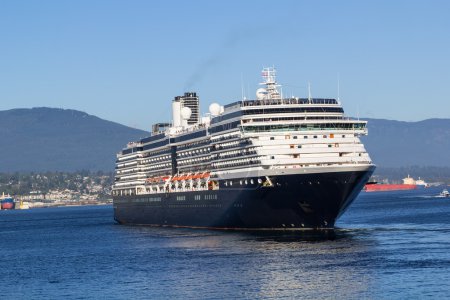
[
  {"x1": 0, "y1": 107, "x2": 449, "y2": 172},
  {"x1": 0, "y1": 108, "x2": 147, "y2": 172},
  {"x1": 362, "y1": 118, "x2": 450, "y2": 168}
]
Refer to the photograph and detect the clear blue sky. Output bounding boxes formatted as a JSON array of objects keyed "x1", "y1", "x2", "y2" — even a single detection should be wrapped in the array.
[{"x1": 1, "y1": 0, "x2": 449, "y2": 130}]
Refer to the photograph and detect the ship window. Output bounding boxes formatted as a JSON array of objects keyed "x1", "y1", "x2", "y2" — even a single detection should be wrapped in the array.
[
  {"x1": 328, "y1": 144, "x2": 332, "y2": 148},
  {"x1": 290, "y1": 145, "x2": 294, "y2": 149},
  {"x1": 293, "y1": 136, "x2": 298, "y2": 139},
  {"x1": 271, "y1": 156, "x2": 275, "y2": 159},
  {"x1": 304, "y1": 136, "x2": 308, "y2": 139},
  {"x1": 270, "y1": 137, "x2": 274, "y2": 140},
  {"x1": 285, "y1": 135, "x2": 290, "y2": 139},
  {"x1": 293, "y1": 154, "x2": 299, "y2": 158},
  {"x1": 297, "y1": 145, "x2": 302, "y2": 148},
  {"x1": 240, "y1": 180, "x2": 243, "y2": 185},
  {"x1": 313, "y1": 135, "x2": 317, "y2": 138},
  {"x1": 342, "y1": 135, "x2": 345, "y2": 138},
  {"x1": 250, "y1": 179, "x2": 254, "y2": 184},
  {"x1": 323, "y1": 135, "x2": 327, "y2": 138}
]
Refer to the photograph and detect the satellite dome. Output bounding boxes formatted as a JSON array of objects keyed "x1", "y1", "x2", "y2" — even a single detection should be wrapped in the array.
[
  {"x1": 209, "y1": 103, "x2": 221, "y2": 116},
  {"x1": 256, "y1": 88, "x2": 267, "y2": 100},
  {"x1": 181, "y1": 106, "x2": 192, "y2": 120}
]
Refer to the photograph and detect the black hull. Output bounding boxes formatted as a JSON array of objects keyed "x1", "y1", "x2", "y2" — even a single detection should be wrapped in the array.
[{"x1": 113, "y1": 169, "x2": 373, "y2": 230}]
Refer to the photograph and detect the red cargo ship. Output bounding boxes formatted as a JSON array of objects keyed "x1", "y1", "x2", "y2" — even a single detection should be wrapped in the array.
[
  {"x1": 364, "y1": 183, "x2": 417, "y2": 192},
  {"x1": 364, "y1": 175, "x2": 418, "y2": 192}
]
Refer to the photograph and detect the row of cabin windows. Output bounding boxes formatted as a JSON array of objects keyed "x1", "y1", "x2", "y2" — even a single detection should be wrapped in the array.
[
  {"x1": 270, "y1": 152, "x2": 364, "y2": 159},
  {"x1": 142, "y1": 149, "x2": 171, "y2": 158},
  {"x1": 224, "y1": 178, "x2": 262, "y2": 186},
  {"x1": 288, "y1": 144, "x2": 338, "y2": 149},
  {"x1": 270, "y1": 134, "x2": 345, "y2": 140}
]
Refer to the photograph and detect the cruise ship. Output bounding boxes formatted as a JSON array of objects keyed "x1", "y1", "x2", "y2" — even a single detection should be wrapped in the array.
[{"x1": 112, "y1": 68, "x2": 375, "y2": 230}]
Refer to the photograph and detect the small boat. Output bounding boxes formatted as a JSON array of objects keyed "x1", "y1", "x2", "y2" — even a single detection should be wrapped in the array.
[{"x1": 439, "y1": 189, "x2": 449, "y2": 197}]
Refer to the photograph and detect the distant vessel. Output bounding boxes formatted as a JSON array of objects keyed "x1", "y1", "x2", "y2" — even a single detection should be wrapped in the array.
[
  {"x1": 364, "y1": 175, "x2": 417, "y2": 192},
  {"x1": 112, "y1": 67, "x2": 375, "y2": 230},
  {"x1": 1, "y1": 193, "x2": 15, "y2": 210},
  {"x1": 439, "y1": 189, "x2": 449, "y2": 198},
  {"x1": 415, "y1": 177, "x2": 429, "y2": 188},
  {"x1": 19, "y1": 200, "x2": 30, "y2": 209},
  {"x1": 364, "y1": 183, "x2": 417, "y2": 192}
]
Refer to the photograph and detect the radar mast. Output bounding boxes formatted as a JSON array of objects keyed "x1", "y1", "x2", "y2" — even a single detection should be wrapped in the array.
[{"x1": 258, "y1": 67, "x2": 282, "y2": 100}]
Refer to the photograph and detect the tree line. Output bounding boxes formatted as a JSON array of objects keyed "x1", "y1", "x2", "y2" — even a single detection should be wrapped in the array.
[{"x1": 0, "y1": 171, "x2": 114, "y2": 196}]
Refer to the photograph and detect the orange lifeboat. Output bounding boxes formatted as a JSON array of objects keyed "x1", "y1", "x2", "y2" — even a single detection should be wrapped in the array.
[{"x1": 146, "y1": 177, "x2": 159, "y2": 183}]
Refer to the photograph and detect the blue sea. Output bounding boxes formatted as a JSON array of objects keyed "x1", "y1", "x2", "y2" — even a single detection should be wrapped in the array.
[{"x1": 1, "y1": 187, "x2": 450, "y2": 299}]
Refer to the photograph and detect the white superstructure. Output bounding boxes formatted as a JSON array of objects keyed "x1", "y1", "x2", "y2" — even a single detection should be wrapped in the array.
[{"x1": 112, "y1": 67, "x2": 373, "y2": 197}]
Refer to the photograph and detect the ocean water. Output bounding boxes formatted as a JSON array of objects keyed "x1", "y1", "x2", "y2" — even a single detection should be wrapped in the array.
[{"x1": 1, "y1": 187, "x2": 450, "y2": 299}]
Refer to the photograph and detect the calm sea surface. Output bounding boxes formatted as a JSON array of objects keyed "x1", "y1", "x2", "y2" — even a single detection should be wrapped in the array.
[{"x1": 1, "y1": 187, "x2": 450, "y2": 299}]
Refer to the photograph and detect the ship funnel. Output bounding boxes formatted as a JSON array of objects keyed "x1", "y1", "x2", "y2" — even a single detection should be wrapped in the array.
[{"x1": 172, "y1": 99, "x2": 182, "y2": 127}]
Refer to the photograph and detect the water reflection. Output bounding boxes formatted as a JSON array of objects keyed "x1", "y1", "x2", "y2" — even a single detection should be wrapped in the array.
[
  {"x1": 116, "y1": 226, "x2": 376, "y2": 298},
  {"x1": 236, "y1": 229, "x2": 340, "y2": 242},
  {"x1": 238, "y1": 229, "x2": 373, "y2": 298}
]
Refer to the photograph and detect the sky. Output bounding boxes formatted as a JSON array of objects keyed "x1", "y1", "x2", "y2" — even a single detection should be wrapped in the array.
[{"x1": 1, "y1": 0, "x2": 449, "y2": 131}]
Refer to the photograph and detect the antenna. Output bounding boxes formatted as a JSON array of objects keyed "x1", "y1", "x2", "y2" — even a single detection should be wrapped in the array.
[
  {"x1": 337, "y1": 73, "x2": 340, "y2": 102},
  {"x1": 241, "y1": 73, "x2": 244, "y2": 102},
  {"x1": 308, "y1": 82, "x2": 312, "y2": 102}
]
